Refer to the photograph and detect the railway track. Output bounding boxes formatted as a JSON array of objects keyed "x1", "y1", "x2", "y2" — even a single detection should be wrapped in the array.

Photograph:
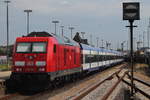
[
  {"x1": 0, "y1": 63, "x2": 127, "y2": 100},
  {"x1": 71, "y1": 64, "x2": 128, "y2": 100},
  {"x1": 123, "y1": 72, "x2": 150, "y2": 100},
  {"x1": 23, "y1": 63, "x2": 127, "y2": 100},
  {"x1": 5, "y1": 63, "x2": 149, "y2": 100}
]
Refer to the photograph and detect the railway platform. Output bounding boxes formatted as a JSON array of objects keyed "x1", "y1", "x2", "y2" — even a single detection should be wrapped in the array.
[{"x1": 0, "y1": 71, "x2": 11, "y2": 80}]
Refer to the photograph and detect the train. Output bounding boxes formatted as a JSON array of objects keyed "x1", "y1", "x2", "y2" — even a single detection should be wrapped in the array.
[{"x1": 6, "y1": 32, "x2": 124, "y2": 91}]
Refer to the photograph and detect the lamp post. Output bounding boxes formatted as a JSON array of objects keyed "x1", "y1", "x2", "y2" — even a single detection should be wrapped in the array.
[
  {"x1": 60, "y1": 26, "x2": 64, "y2": 37},
  {"x1": 101, "y1": 39, "x2": 104, "y2": 48},
  {"x1": 143, "y1": 31, "x2": 145, "y2": 48},
  {"x1": 106, "y1": 41, "x2": 111, "y2": 49},
  {"x1": 96, "y1": 37, "x2": 99, "y2": 47},
  {"x1": 52, "y1": 20, "x2": 59, "y2": 35},
  {"x1": 24, "y1": 9, "x2": 32, "y2": 34},
  {"x1": 90, "y1": 34, "x2": 93, "y2": 46},
  {"x1": 137, "y1": 41, "x2": 142, "y2": 50},
  {"x1": 148, "y1": 18, "x2": 150, "y2": 48},
  {"x1": 121, "y1": 41, "x2": 126, "y2": 51},
  {"x1": 4, "y1": 0, "x2": 10, "y2": 68},
  {"x1": 69, "y1": 27, "x2": 74, "y2": 39}
]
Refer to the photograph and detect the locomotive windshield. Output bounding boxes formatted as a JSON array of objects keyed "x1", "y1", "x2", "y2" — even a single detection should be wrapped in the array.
[
  {"x1": 16, "y1": 42, "x2": 47, "y2": 53},
  {"x1": 32, "y1": 43, "x2": 46, "y2": 53},
  {"x1": 16, "y1": 43, "x2": 31, "y2": 53}
]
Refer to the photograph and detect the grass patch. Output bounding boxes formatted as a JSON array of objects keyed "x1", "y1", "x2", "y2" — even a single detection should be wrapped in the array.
[{"x1": 0, "y1": 64, "x2": 11, "y2": 71}]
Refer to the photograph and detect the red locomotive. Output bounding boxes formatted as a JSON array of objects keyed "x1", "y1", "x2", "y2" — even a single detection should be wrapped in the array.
[
  {"x1": 6, "y1": 32, "x2": 81, "y2": 91},
  {"x1": 6, "y1": 32, "x2": 124, "y2": 92}
]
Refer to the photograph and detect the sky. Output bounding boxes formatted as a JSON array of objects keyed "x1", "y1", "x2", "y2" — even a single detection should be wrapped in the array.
[{"x1": 0, "y1": 0, "x2": 150, "y2": 49}]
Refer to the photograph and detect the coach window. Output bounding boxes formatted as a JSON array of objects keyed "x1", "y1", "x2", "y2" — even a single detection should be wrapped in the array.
[
  {"x1": 85, "y1": 55, "x2": 89, "y2": 63},
  {"x1": 103, "y1": 55, "x2": 105, "y2": 61},
  {"x1": 100, "y1": 55, "x2": 103, "y2": 61},
  {"x1": 105, "y1": 55, "x2": 108, "y2": 60},
  {"x1": 92, "y1": 55, "x2": 95, "y2": 62},
  {"x1": 96, "y1": 55, "x2": 99, "y2": 62},
  {"x1": 99, "y1": 55, "x2": 101, "y2": 61},
  {"x1": 109, "y1": 55, "x2": 111, "y2": 60},
  {"x1": 97, "y1": 55, "x2": 99, "y2": 61},
  {"x1": 90, "y1": 55, "x2": 94, "y2": 62},
  {"x1": 85, "y1": 55, "x2": 91, "y2": 63}
]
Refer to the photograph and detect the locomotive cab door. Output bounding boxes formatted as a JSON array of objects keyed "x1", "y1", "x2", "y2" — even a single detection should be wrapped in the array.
[{"x1": 56, "y1": 45, "x2": 61, "y2": 72}]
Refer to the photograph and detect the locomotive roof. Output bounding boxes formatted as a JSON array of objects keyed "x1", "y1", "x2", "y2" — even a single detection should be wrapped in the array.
[
  {"x1": 25, "y1": 32, "x2": 79, "y2": 46},
  {"x1": 80, "y1": 43, "x2": 122, "y2": 55}
]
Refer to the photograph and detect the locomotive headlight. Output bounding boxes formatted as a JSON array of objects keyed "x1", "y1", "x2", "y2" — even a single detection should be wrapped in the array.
[
  {"x1": 36, "y1": 61, "x2": 46, "y2": 66},
  {"x1": 15, "y1": 61, "x2": 25, "y2": 66}
]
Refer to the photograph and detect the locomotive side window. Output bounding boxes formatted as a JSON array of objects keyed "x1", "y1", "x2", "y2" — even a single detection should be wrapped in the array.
[
  {"x1": 32, "y1": 43, "x2": 47, "y2": 53},
  {"x1": 16, "y1": 43, "x2": 31, "y2": 53}
]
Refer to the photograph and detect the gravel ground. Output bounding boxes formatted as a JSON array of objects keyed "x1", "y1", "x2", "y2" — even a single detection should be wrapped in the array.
[
  {"x1": 124, "y1": 75, "x2": 150, "y2": 100},
  {"x1": 82, "y1": 69, "x2": 127, "y2": 100},
  {"x1": 124, "y1": 63, "x2": 150, "y2": 100},
  {"x1": 135, "y1": 82, "x2": 150, "y2": 100}
]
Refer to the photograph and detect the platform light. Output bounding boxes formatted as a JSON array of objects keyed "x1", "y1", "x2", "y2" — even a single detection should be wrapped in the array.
[
  {"x1": 4, "y1": 0, "x2": 11, "y2": 69},
  {"x1": 69, "y1": 27, "x2": 75, "y2": 39},
  {"x1": 24, "y1": 9, "x2": 32, "y2": 34},
  {"x1": 52, "y1": 20, "x2": 59, "y2": 35},
  {"x1": 60, "y1": 26, "x2": 64, "y2": 37}
]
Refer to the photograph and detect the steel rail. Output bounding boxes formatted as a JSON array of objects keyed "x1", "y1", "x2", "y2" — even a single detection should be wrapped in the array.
[
  {"x1": 122, "y1": 79, "x2": 150, "y2": 99},
  {"x1": 0, "y1": 93, "x2": 18, "y2": 100},
  {"x1": 101, "y1": 71, "x2": 128, "y2": 100},
  {"x1": 72, "y1": 64, "x2": 127, "y2": 100},
  {"x1": 127, "y1": 73, "x2": 150, "y2": 87}
]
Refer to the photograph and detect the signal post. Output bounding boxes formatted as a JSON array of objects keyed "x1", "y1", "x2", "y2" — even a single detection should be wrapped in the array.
[{"x1": 123, "y1": 2, "x2": 140, "y2": 100}]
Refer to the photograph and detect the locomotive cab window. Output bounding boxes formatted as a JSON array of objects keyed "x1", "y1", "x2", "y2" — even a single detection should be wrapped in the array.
[
  {"x1": 16, "y1": 43, "x2": 31, "y2": 53},
  {"x1": 16, "y1": 42, "x2": 47, "y2": 53},
  {"x1": 32, "y1": 42, "x2": 47, "y2": 53}
]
